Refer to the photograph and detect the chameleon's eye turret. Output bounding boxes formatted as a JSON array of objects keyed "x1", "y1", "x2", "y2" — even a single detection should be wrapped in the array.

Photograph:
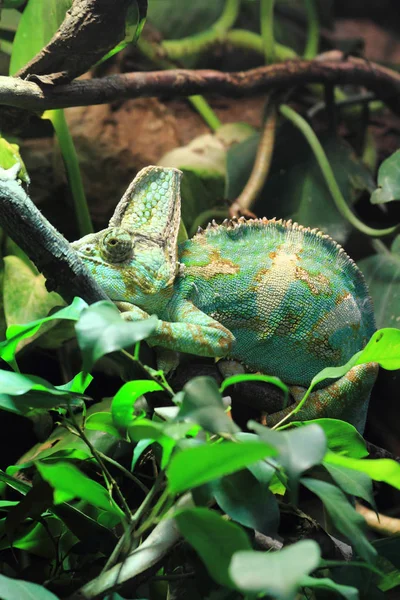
[{"x1": 100, "y1": 228, "x2": 133, "y2": 262}]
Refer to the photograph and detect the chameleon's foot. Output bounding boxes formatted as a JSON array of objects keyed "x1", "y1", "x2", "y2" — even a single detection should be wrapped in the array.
[
  {"x1": 155, "y1": 348, "x2": 181, "y2": 375},
  {"x1": 217, "y1": 359, "x2": 246, "y2": 379},
  {"x1": 266, "y1": 362, "x2": 379, "y2": 432}
]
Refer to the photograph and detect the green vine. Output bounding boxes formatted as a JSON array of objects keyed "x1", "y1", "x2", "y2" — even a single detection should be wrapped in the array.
[
  {"x1": 260, "y1": 0, "x2": 276, "y2": 64},
  {"x1": 303, "y1": 0, "x2": 319, "y2": 59}
]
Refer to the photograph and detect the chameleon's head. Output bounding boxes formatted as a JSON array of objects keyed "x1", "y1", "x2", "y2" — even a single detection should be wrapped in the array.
[{"x1": 71, "y1": 166, "x2": 182, "y2": 307}]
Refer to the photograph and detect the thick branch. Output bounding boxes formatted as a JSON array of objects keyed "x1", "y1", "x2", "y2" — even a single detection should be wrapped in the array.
[
  {"x1": 0, "y1": 169, "x2": 108, "y2": 304},
  {"x1": 1, "y1": 55, "x2": 400, "y2": 113},
  {"x1": 15, "y1": 0, "x2": 133, "y2": 84}
]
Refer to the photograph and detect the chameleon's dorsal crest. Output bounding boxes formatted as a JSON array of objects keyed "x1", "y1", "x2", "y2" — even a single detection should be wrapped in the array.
[{"x1": 109, "y1": 165, "x2": 182, "y2": 278}]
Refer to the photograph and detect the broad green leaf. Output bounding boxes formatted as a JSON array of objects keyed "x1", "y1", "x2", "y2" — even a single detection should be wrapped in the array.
[
  {"x1": 220, "y1": 373, "x2": 289, "y2": 406},
  {"x1": 178, "y1": 376, "x2": 239, "y2": 434},
  {"x1": 250, "y1": 422, "x2": 327, "y2": 496},
  {"x1": 85, "y1": 412, "x2": 123, "y2": 438},
  {"x1": 147, "y1": 0, "x2": 224, "y2": 38},
  {"x1": 3, "y1": 255, "x2": 64, "y2": 352},
  {"x1": 0, "y1": 297, "x2": 87, "y2": 365},
  {"x1": 226, "y1": 130, "x2": 375, "y2": 244},
  {"x1": 167, "y1": 440, "x2": 276, "y2": 494},
  {"x1": 229, "y1": 540, "x2": 320, "y2": 598},
  {"x1": 359, "y1": 238, "x2": 400, "y2": 329},
  {"x1": 36, "y1": 461, "x2": 125, "y2": 518},
  {"x1": 324, "y1": 463, "x2": 375, "y2": 508},
  {"x1": 354, "y1": 328, "x2": 400, "y2": 370},
  {"x1": 371, "y1": 149, "x2": 400, "y2": 205},
  {"x1": 75, "y1": 301, "x2": 157, "y2": 372},
  {"x1": 301, "y1": 575, "x2": 359, "y2": 599},
  {"x1": 175, "y1": 507, "x2": 251, "y2": 589},
  {"x1": 0, "y1": 573, "x2": 60, "y2": 599},
  {"x1": 56, "y1": 371, "x2": 93, "y2": 394},
  {"x1": 301, "y1": 477, "x2": 377, "y2": 563},
  {"x1": 0, "y1": 137, "x2": 29, "y2": 182},
  {"x1": 291, "y1": 419, "x2": 368, "y2": 458},
  {"x1": 129, "y1": 419, "x2": 198, "y2": 468},
  {"x1": 211, "y1": 469, "x2": 279, "y2": 535},
  {"x1": 374, "y1": 537, "x2": 400, "y2": 569},
  {"x1": 9, "y1": 0, "x2": 72, "y2": 75},
  {"x1": 111, "y1": 379, "x2": 163, "y2": 430},
  {"x1": 324, "y1": 453, "x2": 400, "y2": 490}
]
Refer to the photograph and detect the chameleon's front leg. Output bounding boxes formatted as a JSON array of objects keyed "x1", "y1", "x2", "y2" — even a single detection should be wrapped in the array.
[
  {"x1": 116, "y1": 300, "x2": 235, "y2": 357},
  {"x1": 267, "y1": 362, "x2": 379, "y2": 432}
]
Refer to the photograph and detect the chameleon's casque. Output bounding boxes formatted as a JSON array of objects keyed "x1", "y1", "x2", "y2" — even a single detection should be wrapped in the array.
[{"x1": 72, "y1": 166, "x2": 378, "y2": 431}]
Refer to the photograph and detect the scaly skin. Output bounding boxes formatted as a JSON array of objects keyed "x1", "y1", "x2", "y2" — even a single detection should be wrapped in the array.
[{"x1": 72, "y1": 166, "x2": 378, "y2": 431}]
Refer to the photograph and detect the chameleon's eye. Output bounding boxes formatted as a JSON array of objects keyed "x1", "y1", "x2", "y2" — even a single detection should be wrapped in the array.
[{"x1": 100, "y1": 228, "x2": 133, "y2": 262}]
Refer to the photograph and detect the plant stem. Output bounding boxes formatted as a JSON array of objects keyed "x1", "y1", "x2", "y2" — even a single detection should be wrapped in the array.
[
  {"x1": 226, "y1": 29, "x2": 297, "y2": 60},
  {"x1": 303, "y1": 0, "x2": 319, "y2": 59},
  {"x1": 161, "y1": 0, "x2": 241, "y2": 59},
  {"x1": 187, "y1": 95, "x2": 221, "y2": 131},
  {"x1": 48, "y1": 109, "x2": 93, "y2": 236},
  {"x1": 279, "y1": 104, "x2": 398, "y2": 237},
  {"x1": 260, "y1": 0, "x2": 276, "y2": 64}
]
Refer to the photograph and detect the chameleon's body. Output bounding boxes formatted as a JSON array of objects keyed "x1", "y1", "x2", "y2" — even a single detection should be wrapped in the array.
[{"x1": 72, "y1": 166, "x2": 378, "y2": 431}]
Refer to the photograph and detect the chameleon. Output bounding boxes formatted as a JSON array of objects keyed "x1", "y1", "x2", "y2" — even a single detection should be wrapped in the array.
[{"x1": 71, "y1": 165, "x2": 378, "y2": 431}]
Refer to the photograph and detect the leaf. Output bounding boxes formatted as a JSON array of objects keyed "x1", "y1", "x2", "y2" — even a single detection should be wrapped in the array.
[
  {"x1": 36, "y1": 461, "x2": 125, "y2": 518},
  {"x1": 220, "y1": 373, "x2": 289, "y2": 406},
  {"x1": 97, "y1": 0, "x2": 147, "y2": 63},
  {"x1": 0, "y1": 297, "x2": 87, "y2": 365},
  {"x1": 9, "y1": 0, "x2": 72, "y2": 75},
  {"x1": 75, "y1": 301, "x2": 157, "y2": 372},
  {"x1": 178, "y1": 376, "x2": 239, "y2": 434},
  {"x1": 229, "y1": 540, "x2": 321, "y2": 598},
  {"x1": 291, "y1": 419, "x2": 368, "y2": 458},
  {"x1": 147, "y1": 0, "x2": 224, "y2": 39},
  {"x1": 301, "y1": 477, "x2": 377, "y2": 563},
  {"x1": 175, "y1": 507, "x2": 251, "y2": 589},
  {"x1": 374, "y1": 537, "x2": 400, "y2": 569},
  {"x1": 300, "y1": 575, "x2": 359, "y2": 599},
  {"x1": 211, "y1": 469, "x2": 279, "y2": 535},
  {"x1": 249, "y1": 422, "x2": 327, "y2": 496},
  {"x1": 111, "y1": 379, "x2": 163, "y2": 430},
  {"x1": 167, "y1": 440, "x2": 277, "y2": 494},
  {"x1": 3, "y1": 255, "x2": 64, "y2": 352},
  {"x1": 324, "y1": 453, "x2": 400, "y2": 490},
  {"x1": 0, "y1": 136, "x2": 29, "y2": 183},
  {"x1": 358, "y1": 238, "x2": 400, "y2": 329},
  {"x1": 354, "y1": 327, "x2": 400, "y2": 370},
  {"x1": 226, "y1": 129, "x2": 375, "y2": 244},
  {"x1": 85, "y1": 412, "x2": 123, "y2": 438},
  {"x1": 324, "y1": 463, "x2": 375, "y2": 508},
  {"x1": 371, "y1": 149, "x2": 400, "y2": 205},
  {"x1": 0, "y1": 573, "x2": 60, "y2": 599}
]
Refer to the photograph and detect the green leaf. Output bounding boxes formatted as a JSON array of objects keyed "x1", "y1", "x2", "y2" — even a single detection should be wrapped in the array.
[
  {"x1": 211, "y1": 469, "x2": 279, "y2": 535},
  {"x1": 249, "y1": 422, "x2": 327, "y2": 495},
  {"x1": 324, "y1": 463, "x2": 375, "y2": 508},
  {"x1": 371, "y1": 149, "x2": 400, "y2": 205},
  {"x1": 75, "y1": 301, "x2": 157, "y2": 372},
  {"x1": 354, "y1": 328, "x2": 400, "y2": 370},
  {"x1": 36, "y1": 461, "x2": 125, "y2": 518},
  {"x1": 3, "y1": 255, "x2": 64, "y2": 352},
  {"x1": 220, "y1": 373, "x2": 289, "y2": 406},
  {"x1": 301, "y1": 477, "x2": 377, "y2": 563},
  {"x1": 324, "y1": 453, "x2": 400, "y2": 490},
  {"x1": 0, "y1": 297, "x2": 87, "y2": 365},
  {"x1": 291, "y1": 419, "x2": 368, "y2": 458},
  {"x1": 111, "y1": 379, "x2": 163, "y2": 430},
  {"x1": 147, "y1": 0, "x2": 224, "y2": 39},
  {"x1": 0, "y1": 137, "x2": 29, "y2": 183},
  {"x1": 374, "y1": 537, "x2": 400, "y2": 569},
  {"x1": 0, "y1": 573, "x2": 60, "y2": 599},
  {"x1": 85, "y1": 412, "x2": 123, "y2": 438},
  {"x1": 97, "y1": 0, "x2": 147, "y2": 63},
  {"x1": 229, "y1": 540, "x2": 320, "y2": 598},
  {"x1": 301, "y1": 575, "x2": 359, "y2": 599},
  {"x1": 178, "y1": 376, "x2": 239, "y2": 434},
  {"x1": 359, "y1": 238, "x2": 400, "y2": 329},
  {"x1": 9, "y1": 0, "x2": 72, "y2": 75},
  {"x1": 175, "y1": 507, "x2": 251, "y2": 589},
  {"x1": 167, "y1": 440, "x2": 276, "y2": 494}
]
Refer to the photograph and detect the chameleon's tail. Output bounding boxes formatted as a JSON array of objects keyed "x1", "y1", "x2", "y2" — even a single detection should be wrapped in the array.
[{"x1": 267, "y1": 362, "x2": 379, "y2": 433}]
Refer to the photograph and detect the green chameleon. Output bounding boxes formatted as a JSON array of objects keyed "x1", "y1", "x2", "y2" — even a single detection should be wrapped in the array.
[{"x1": 72, "y1": 166, "x2": 378, "y2": 431}]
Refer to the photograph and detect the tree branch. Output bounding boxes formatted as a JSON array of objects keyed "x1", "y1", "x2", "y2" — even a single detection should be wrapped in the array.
[
  {"x1": 0, "y1": 167, "x2": 108, "y2": 304},
  {"x1": 1, "y1": 55, "x2": 400, "y2": 114}
]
